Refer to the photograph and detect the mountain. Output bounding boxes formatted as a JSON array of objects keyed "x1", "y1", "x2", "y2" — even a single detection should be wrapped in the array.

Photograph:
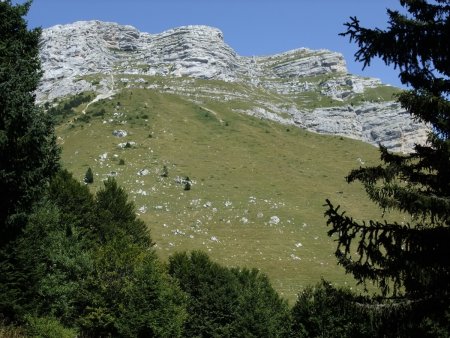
[
  {"x1": 38, "y1": 20, "x2": 428, "y2": 153},
  {"x1": 37, "y1": 21, "x2": 424, "y2": 300}
]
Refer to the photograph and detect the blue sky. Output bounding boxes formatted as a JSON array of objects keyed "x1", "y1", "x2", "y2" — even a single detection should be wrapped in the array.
[{"x1": 26, "y1": 0, "x2": 405, "y2": 87}]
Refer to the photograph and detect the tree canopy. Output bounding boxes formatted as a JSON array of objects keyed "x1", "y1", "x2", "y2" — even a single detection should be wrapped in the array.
[
  {"x1": 325, "y1": 0, "x2": 450, "y2": 334},
  {"x1": 0, "y1": 0, "x2": 60, "y2": 247}
]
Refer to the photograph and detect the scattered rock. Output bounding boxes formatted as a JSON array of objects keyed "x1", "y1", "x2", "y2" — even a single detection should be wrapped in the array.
[
  {"x1": 269, "y1": 216, "x2": 280, "y2": 225},
  {"x1": 172, "y1": 229, "x2": 185, "y2": 236},
  {"x1": 113, "y1": 129, "x2": 127, "y2": 137},
  {"x1": 137, "y1": 168, "x2": 150, "y2": 176},
  {"x1": 135, "y1": 189, "x2": 148, "y2": 196},
  {"x1": 99, "y1": 152, "x2": 108, "y2": 161},
  {"x1": 138, "y1": 206, "x2": 147, "y2": 213},
  {"x1": 118, "y1": 141, "x2": 136, "y2": 148},
  {"x1": 290, "y1": 254, "x2": 301, "y2": 261}
]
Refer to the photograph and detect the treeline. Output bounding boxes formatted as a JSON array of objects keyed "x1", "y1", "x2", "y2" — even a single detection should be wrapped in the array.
[
  {"x1": 2, "y1": 171, "x2": 440, "y2": 337},
  {"x1": 0, "y1": 170, "x2": 392, "y2": 337}
]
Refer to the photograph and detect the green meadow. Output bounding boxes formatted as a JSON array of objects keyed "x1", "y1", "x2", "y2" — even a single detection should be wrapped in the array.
[{"x1": 54, "y1": 81, "x2": 399, "y2": 302}]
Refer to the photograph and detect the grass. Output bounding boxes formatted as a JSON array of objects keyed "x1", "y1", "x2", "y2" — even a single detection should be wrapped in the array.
[
  {"x1": 54, "y1": 81, "x2": 404, "y2": 303},
  {"x1": 350, "y1": 85, "x2": 402, "y2": 105}
]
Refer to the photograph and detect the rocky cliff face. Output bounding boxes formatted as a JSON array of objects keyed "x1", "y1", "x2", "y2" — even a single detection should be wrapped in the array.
[{"x1": 38, "y1": 20, "x2": 429, "y2": 152}]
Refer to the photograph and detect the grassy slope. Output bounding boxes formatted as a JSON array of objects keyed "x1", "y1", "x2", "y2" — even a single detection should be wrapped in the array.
[{"x1": 56, "y1": 86, "x2": 397, "y2": 302}]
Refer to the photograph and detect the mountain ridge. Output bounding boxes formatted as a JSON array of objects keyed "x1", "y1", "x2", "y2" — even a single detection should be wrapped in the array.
[{"x1": 38, "y1": 20, "x2": 429, "y2": 152}]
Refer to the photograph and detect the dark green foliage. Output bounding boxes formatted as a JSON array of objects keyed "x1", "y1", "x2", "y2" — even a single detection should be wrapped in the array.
[
  {"x1": 92, "y1": 108, "x2": 106, "y2": 117},
  {"x1": 161, "y1": 164, "x2": 169, "y2": 177},
  {"x1": 0, "y1": 0, "x2": 60, "y2": 247},
  {"x1": 61, "y1": 92, "x2": 92, "y2": 111},
  {"x1": 79, "y1": 239, "x2": 186, "y2": 337},
  {"x1": 184, "y1": 176, "x2": 191, "y2": 191},
  {"x1": 229, "y1": 267, "x2": 291, "y2": 338},
  {"x1": 93, "y1": 178, "x2": 152, "y2": 247},
  {"x1": 25, "y1": 315, "x2": 77, "y2": 338},
  {"x1": 325, "y1": 0, "x2": 450, "y2": 334},
  {"x1": 119, "y1": 158, "x2": 125, "y2": 165},
  {"x1": 76, "y1": 113, "x2": 91, "y2": 124},
  {"x1": 168, "y1": 251, "x2": 239, "y2": 337},
  {"x1": 0, "y1": 201, "x2": 91, "y2": 324},
  {"x1": 45, "y1": 92, "x2": 93, "y2": 123},
  {"x1": 290, "y1": 280, "x2": 376, "y2": 338},
  {"x1": 47, "y1": 170, "x2": 94, "y2": 230},
  {"x1": 75, "y1": 177, "x2": 185, "y2": 336},
  {"x1": 1, "y1": 171, "x2": 186, "y2": 336},
  {"x1": 168, "y1": 251, "x2": 290, "y2": 337},
  {"x1": 84, "y1": 167, "x2": 94, "y2": 184}
]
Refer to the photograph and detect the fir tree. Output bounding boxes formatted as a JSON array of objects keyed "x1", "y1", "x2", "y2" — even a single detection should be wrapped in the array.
[
  {"x1": 325, "y1": 0, "x2": 450, "y2": 334},
  {"x1": 0, "y1": 0, "x2": 60, "y2": 246},
  {"x1": 84, "y1": 167, "x2": 94, "y2": 184}
]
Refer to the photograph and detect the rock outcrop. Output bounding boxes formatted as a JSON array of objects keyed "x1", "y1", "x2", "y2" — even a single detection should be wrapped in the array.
[
  {"x1": 38, "y1": 21, "x2": 347, "y2": 98},
  {"x1": 37, "y1": 20, "x2": 429, "y2": 152}
]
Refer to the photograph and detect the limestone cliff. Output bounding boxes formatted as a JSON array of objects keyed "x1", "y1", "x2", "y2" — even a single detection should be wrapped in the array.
[{"x1": 37, "y1": 21, "x2": 429, "y2": 152}]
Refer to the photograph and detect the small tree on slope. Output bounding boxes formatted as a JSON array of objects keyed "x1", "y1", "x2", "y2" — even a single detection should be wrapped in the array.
[{"x1": 325, "y1": 0, "x2": 450, "y2": 334}]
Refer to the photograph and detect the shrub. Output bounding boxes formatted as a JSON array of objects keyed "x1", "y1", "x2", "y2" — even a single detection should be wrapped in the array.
[
  {"x1": 161, "y1": 165, "x2": 169, "y2": 177},
  {"x1": 183, "y1": 177, "x2": 191, "y2": 191},
  {"x1": 25, "y1": 316, "x2": 77, "y2": 338}
]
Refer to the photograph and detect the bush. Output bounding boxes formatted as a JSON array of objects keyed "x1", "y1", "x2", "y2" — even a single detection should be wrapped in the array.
[
  {"x1": 161, "y1": 165, "x2": 169, "y2": 177},
  {"x1": 25, "y1": 316, "x2": 77, "y2": 338},
  {"x1": 183, "y1": 177, "x2": 191, "y2": 191}
]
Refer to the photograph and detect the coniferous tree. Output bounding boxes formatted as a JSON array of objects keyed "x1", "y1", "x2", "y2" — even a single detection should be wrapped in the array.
[
  {"x1": 94, "y1": 178, "x2": 152, "y2": 247},
  {"x1": 0, "y1": 0, "x2": 60, "y2": 246},
  {"x1": 84, "y1": 167, "x2": 94, "y2": 184},
  {"x1": 325, "y1": 0, "x2": 450, "y2": 334}
]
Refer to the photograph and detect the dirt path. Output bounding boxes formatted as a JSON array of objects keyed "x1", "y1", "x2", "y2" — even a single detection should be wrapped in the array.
[
  {"x1": 201, "y1": 106, "x2": 224, "y2": 124},
  {"x1": 81, "y1": 73, "x2": 116, "y2": 115}
]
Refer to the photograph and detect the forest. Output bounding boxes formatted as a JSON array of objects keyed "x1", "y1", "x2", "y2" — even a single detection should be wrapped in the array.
[{"x1": 1, "y1": 1, "x2": 449, "y2": 337}]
